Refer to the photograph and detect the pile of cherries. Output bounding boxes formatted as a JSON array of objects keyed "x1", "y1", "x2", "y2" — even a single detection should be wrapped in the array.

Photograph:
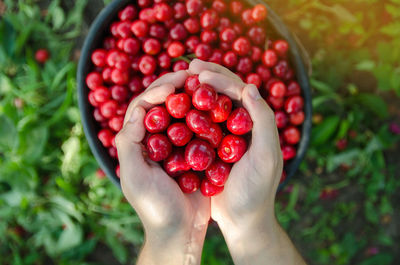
[{"x1": 86, "y1": 0, "x2": 305, "y2": 191}]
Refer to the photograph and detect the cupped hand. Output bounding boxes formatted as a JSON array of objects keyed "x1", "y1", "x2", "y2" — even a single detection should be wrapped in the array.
[
  {"x1": 116, "y1": 70, "x2": 210, "y2": 264},
  {"x1": 188, "y1": 59, "x2": 283, "y2": 233}
]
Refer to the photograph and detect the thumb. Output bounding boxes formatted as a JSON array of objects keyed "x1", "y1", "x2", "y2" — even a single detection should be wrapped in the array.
[{"x1": 241, "y1": 84, "x2": 282, "y2": 168}]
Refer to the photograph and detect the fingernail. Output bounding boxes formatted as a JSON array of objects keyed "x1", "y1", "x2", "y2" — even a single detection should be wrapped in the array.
[
  {"x1": 248, "y1": 84, "x2": 261, "y2": 100},
  {"x1": 129, "y1": 107, "x2": 140, "y2": 123}
]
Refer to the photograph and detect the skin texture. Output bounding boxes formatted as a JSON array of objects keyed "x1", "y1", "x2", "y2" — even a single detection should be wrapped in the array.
[{"x1": 117, "y1": 61, "x2": 307, "y2": 265}]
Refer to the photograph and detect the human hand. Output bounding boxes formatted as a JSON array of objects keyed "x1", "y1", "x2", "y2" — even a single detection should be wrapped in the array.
[{"x1": 116, "y1": 70, "x2": 210, "y2": 265}]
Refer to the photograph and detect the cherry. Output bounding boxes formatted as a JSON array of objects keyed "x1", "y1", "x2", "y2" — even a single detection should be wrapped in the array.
[
  {"x1": 173, "y1": 2, "x2": 187, "y2": 20},
  {"x1": 236, "y1": 57, "x2": 253, "y2": 74},
  {"x1": 209, "y1": 49, "x2": 223, "y2": 64},
  {"x1": 209, "y1": 94, "x2": 232, "y2": 123},
  {"x1": 178, "y1": 172, "x2": 200, "y2": 193},
  {"x1": 185, "y1": 36, "x2": 201, "y2": 53},
  {"x1": 116, "y1": 21, "x2": 132, "y2": 38},
  {"x1": 273, "y1": 60, "x2": 289, "y2": 79},
  {"x1": 192, "y1": 83, "x2": 218, "y2": 111},
  {"x1": 164, "y1": 149, "x2": 191, "y2": 177},
  {"x1": 200, "y1": 10, "x2": 219, "y2": 29},
  {"x1": 139, "y1": 55, "x2": 157, "y2": 75},
  {"x1": 100, "y1": 100, "x2": 118, "y2": 118},
  {"x1": 167, "y1": 123, "x2": 193, "y2": 146},
  {"x1": 275, "y1": 111, "x2": 288, "y2": 129},
  {"x1": 270, "y1": 81, "x2": 287, "y2": 97},
  {"x1": 232, "y1": 37, "x2": 251, "y2": 56},
  {"x1": 186, "y1": 0, "x2": 203, "y2": 17},
  {"x1": 93, "y1": 86, "x2": 111, "y2": 103},
  {"x1": 242, "y1": 9, "x2": 255, "y2": 26},
  {"x1": 93, "y1": 108, "x2": 107, "y2": 122},
  {"x1": 88, "y1": 91, "x2": 100, "y2": 107},
  {"x1": 116, "y1": 165, "x2": 120, "y2": 178},
  {"x1": 109, "y1": 116, "x2": 124, "y2": 132},
  {"x1": 131, "y1": 20, "x2": 149, "y2": 37},
  {"x1": 206, "y1": 159, "x2": 231, "y2": 186},
  {"x1": 283, "y1": 68, "x2": 294, "y2": 81},
  {"x1": 166, "y1": 93, "x2": 191, "y2": 118},
  {"x1": 184, "y1": 75, "x2": 200, "y2": 96},
  {"x1": 247, "y1": 26, "x2": 266, "y2": 46},
  {"x1": 200, "y1": 179, "x2": 224, "y2": 197},
  {"x1": 138, "y1": 0, "x2": 152, "y2": 8},
  {"x1": 286, "y1": 81, "x2": 301, "y2": 96},
  {"x1": 98, "y1": 128, "x2": 114, "y2": 147},
  {"x1": 252, "y1": 4, "x2": 267, "y2": 22},
  {"x1": 144, "y1": 106, "x2": 171, "y2": 133},
  {"x1": 102, "y1": 67, "x2": 112, "y2": 83},
  {"x1": 336, "y1": 138, "x2": 348, "y2": 151},
  {"x1": 109, "y1": 146, "x2": 118, "y2": 158},
  {"x1": 283, "y1": 126, "x2": 301, "y2": 145},
  {"x1": 172, "y1": 60, "x2": 189, "y2": 71},
  {"x1": 143, "y1": 38, "x2": 161, "y2": 55},
  {"x1": 220, "y1": 27, "x2": 236, "y2": 43},
  {"x1": 197, "y1": 123, "x2": 223, "y2": 148},
  {"x1": 184, "y1": 17, "x2": 200, "y2": 34},
  {"x1": 110, "y1": 22, "x2": 119, "y2": 37},
  {"x1": 86, "y1": 72, "x2": 103, "y2": 90},
  {"x1": 246, "y1": 73, "x2": 262, "y2": 88},
  {"x1": 110, "y1": 85, "x2": 129, "y2": 102},
  {"x1": 232, "y1": 23, "x2": 243, "y2": 35},
  {"x1": 185, "y1": 139, "x2": 215, "y2": 171},
  {"x1": 284, "y1": 96, "x2": 304, "y2": 114},
  {"x1": 149, "y1": 24, "x2": 167, "y2": 39},
  {"x1": 230, "y1": 1, "x2": 243, "y2": 15},
  {"x1": 250, "y1": 46, "x2": 262, "y2": 63},
  {"x1": 227, "y1": 107, "x2": 253, "y2": 135},
  {"x1": 103, "y1": 37, "x2": 116, "y2": 50},
  {"x1": 143, "y1": 73, "x2": 158, "y2": 88},
  {"x1": 273, "y1": 40, "x2": 289, "y2": 57},
  {"x1": 167, "y1": 41, "x2": 185, "y2": 58},
  {"x1": 147, "y1": 134, "x2": 172, "y2": 162},
  {"x1": 195, "y1": 43, "x2": 212, "y2": 61},
  {"x1": 256, "y1": 65, "x2": 271, "y2": 82},
  {"x1": 186, "y1": 109, "x2": 212, "y2": 134},
  {"x1": 170, "y1": 23, "x2": 188, "y2": 40},
  {"x1": 218, "y1": 134, "x2": 247, "y2": 163},
  {"x1": 119, "y1": 5, "x2": 137, "y2": 21},
  {"x1": 131, "y1": 55, "x2": 141, "y2": 71},
  {"x1": 116, "y1": 103, "x2": 128, "y2": 116},
  {"x1": 289, "y1": 111, "x2": 305, "y2": 125},
  {"x1": 123, "y1": 37, "x2": 141, "y2": 55},
  {"x1": 282, "y1": 145, "x2": 296, "y2": 161},
  {"x1": 91, "y1": 49, "x2": 107, "y2": 67},
  {"x1": 201, "y1": 30, "x2": 218, "y2": 44},
  {"x1": 218, "y1": 17, "x2": 231, "y2": 30},
  {"x1": 139, "y1": 8, "x2": 156, "y2": 24},
  {"x1": 35, "y1": 49, "x2": 50, "y2": 63},
  {"x1": 111, "y1": 68, "x2": 129, "y2": 85},
  {"x1": 212, "y1": 0, "x2": 227, "y2": 13},
  {"x1": 128, "y1": 76, "x2": 144, "y2": 93},
  {"x1": 158, "y1": 52, "x2": 172, "y2": 69},
  {"x1": 154, "y1": 3, "x2": 173, "y2": 21},
  {"x1": 267, "y1": 95, "x2": 284, "y2": 110},
  {"x1": 222, "y1": 51, "x2": 238, "y2": 69},
  {"x1": 262, "y1": 49, "x2": 278, "y2": 68}
]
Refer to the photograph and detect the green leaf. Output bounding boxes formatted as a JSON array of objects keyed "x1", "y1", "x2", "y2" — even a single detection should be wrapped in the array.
[
  {"x1": 51, "y1": 7, "x2": 66, "y2": 30},
  {"x1": 360, "y1": 253, "x2": 393, "y2": 265},
  {"x1": 19, "y1": 126, "x2": 48, "y2": 163},
  {"x1": 356, "y1": 60, "x2": 375, "y2": 71},
  {"x1": 61, "y1": 136, "x2": 81, "y2": 176},
  {"x1": 105, "y1": 232, "x2": 128, "y2": 264},
  {"x1": 0, "y1": 114, "x2": 17, "y2": 151},
  {"x1": 354, "y1": 93, "x2": 388, "y2": 118},
  {"x1": 311, "y1": 116, "x2": 341, "y2": 145},
  {"x1": 56, "y1": 222, "x2": 83, "y2": 253},
  {"x1": 326, "y1": 149, "x2": 361, "y2": 172}
]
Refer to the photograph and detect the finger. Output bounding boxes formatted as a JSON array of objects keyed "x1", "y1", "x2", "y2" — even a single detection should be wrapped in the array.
[
  {"x1": 198, "y1": 70, "x2": 245, "y2": 100},
  {"x1": 147, "y1": 70, "x2": 189, "y2": 90},
  {"x1": 124, "y1": 83, "x2": 175, "y2": 125},
  {"x1": 186, "y1": 190, "x2": 211, "y2": 225},
  {"x1": 189, "y1": 59, "x2": 241, "y2": 82},
  {"x1": 241, "y1": 84, "x2": 282, "y2": 163}
]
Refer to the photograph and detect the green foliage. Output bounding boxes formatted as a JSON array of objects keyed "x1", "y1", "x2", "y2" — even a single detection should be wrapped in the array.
[{"x1": 0, "y1": 0, "x2": 399, "y2": 265}]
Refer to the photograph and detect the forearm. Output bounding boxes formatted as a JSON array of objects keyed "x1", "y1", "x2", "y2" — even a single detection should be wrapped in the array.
[{"x1": 220, "y1": 215, "x2": 307, "y2": 265}]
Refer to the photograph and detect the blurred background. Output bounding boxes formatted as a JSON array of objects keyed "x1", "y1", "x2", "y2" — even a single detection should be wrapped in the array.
[{"x1": 0, "y1": 0, "x2": 399, "y2": 264}]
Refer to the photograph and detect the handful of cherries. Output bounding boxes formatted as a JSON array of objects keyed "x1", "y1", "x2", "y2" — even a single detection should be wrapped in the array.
[{"x1": 144, "y1": 75, "x2": 252, "y2": 196}]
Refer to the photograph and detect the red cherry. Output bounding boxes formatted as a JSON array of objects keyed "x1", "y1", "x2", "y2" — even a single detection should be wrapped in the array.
[
  {"x1": 164, "y1": 149, "x2": 191, "y2": 177},
  {"x1": 284, "y1": 68, "x2": 294, "y2": 81},
  {"x1": 100, "y1": 100, "x2": 118, "y2": 118},
  {"x1": 139, "y1": 55, "x2": 157, "y2": 75},
  {"x1": 111, "y1": 68, "x2": 129, "y2": 85},
  {"x1": 262, "y1": 49, "x2": 278, "y2": 67},
  {"x1": 170, "y1": 23, "x2": 188, "y2": 40},
  {"x1": 236, "y1": 57, "x2": 253, "y2": 74},
  {"x1": 98, "y1": 128, "x2": 114, "y2": 147},
  {"x1": 222, "y1": 51, "x2": 238, "y2": 69},
  {"x1": 110, "y1": 85, "x2": 129, "y2": 102},
  {"x1": 282, "y1": 145, "x2": 296, "y2": 161},
  {"x1": 139, "y1": 8, "x2": 156, "y2": 24},
  {"x1": 192, "y1": 83, "x2": 217, "y2": 111},
  {"x1": 147, "y1": 134, "x2": 172, "y2": 162},
  {"x1": 273, "y1": 40, "x2": 289, "y2": 57},
  {"x1": 267, "y1": 95, "x2": 284, "y2": 110},
  {"x1": 218, "y1": 135, "x2": 247, "y2": 163},
  {"x1": 232, "y1": 23, "x2": 243, "y2": 35},
  {"x1": 167, "y1": 41, "x2": 185, "y2": 58},
  {"x1": 186, "y1": 109, "x2": 212, "y2": 134},
  {"x1": 143, "y1": 38, "x2": 161, "y2": 55},
  {"x1": 273, "y1": 60, "x2": 289, "y2": 79},
  {"x1": 200, "y1": 179, "x2": 224, "y2": 197},
  {"x1": 185, "y1": 36, "x2": 201, "y2": 53},
  {"x1": 167, "y1": 123, "x2": 193, "y2": 146},
  {"x1": 93, "y1": 86, "x2": 110, "y2": 103},
  {"x1": 131, "y1": 20, "x2": 149, "y2": 37},
  {"x1": 128, "y1": 76, "x2": 144, "y2": 93},
  {"x1": 110, "y1": 22, "x2": 119, "y2": 37},
  {"x1": 108, "y1": 116, "x2": 124, "y2": 132},
  {"x1": 284, "y1": 96, "x2": 304, "y2": 114},
  {"x1": 158, "y1": 52, "x2": 172, "y2": 69},
  {"x1": 116, "y1": 103, "x2": 128, "y2": 116},
  {"x1": 242, "y1": 9, "x2": 255, "y2": 26},
  {"x1": 143, "y1": 74, "x2": 158, "y2": 88},
  {"x1": 209, "y1": 94, "x2": 232, "y2": 123},
  {"x1": 35, "y1": 49, "x2": 50, "y2": 63},
  {"x1": 232, "y1": 37, "x2": 251, "y2": 56},
  {"x1": 144, "y1": 106, "x2": 171, "y2": 133},
  {"x1": 250, "y1": 46, "x2": 262, "y2": 63},
  {"x1": 184, "y1": 75, "x2": 200, "y2": 96},
  {"x1": 230, "y1": 1, "x2": 243, "y2": 15},
  {"x1": 88, "y1": 91, "x2": 100, "y2": 107},
  {"x1": 270, "y1": 81, "x2": 287, "y2": 97},
  {"x1": 200, "y1": 9, "x2": 219, "y2": 29},
  {"x1": 116, "y1": 164, "x2": 120, "y2": 178},
  {"x1": 178, "y1": 172, "x2": 200, "y2": 193},
  {"x1": 201, "y1": 30, "x2": 218, "y2": 44},
  {"x1": 252, "y1": 4, "x2": 267, "y2": 22},
  {"x1": 336, "y1": 138, "x2": 348, "y2": 151},
  {"x1": 109, "y1": 146, "x2": 118, "y2": 158},
  {"x1": 212, "y1": 0, "x2": 227, "y2": 13},
  {"x1": 103, "y1": 37, "x2": 116, "y2": 49},
  {"x1": 138, "y1": 0, "x2": 152, "y2": 8},
  {"x1": 220, "y1": 27, "x2": 236, "y2": 43},
  {"x1": 275, "y1": 111, "x2": 288, "y2": 129},
  {"x1": 218, "y1": 17, "x2": 231, "y2": 30},
  {"x1": 86, "y1": 72, "x2": 103, "y2": 90},
  {"x1": 206, "y1": 159, "x2": 231, "y2": 186},
  {"x1": 227, "y1": 107, "x2": 253, "y2": 135},
  {"x1": 173, "y1": 60, "x2": 189, "y2": 71},
  {"x1": 283, "y1": 126, "x2": 301, "y2": 145},
  {"x1": 119, "y1": 5, "x2": 137, "y2": 21},
  {"x1": 149, "y1": 24, "x2": 167, "y2": 39},
  {"x1": 186, "y1": 0, "x2": 203, "y2": 17},
  {"x1": 91, "y1": 49, "x2": 107, "y2": 67},
  {"x1": 122, "y1": 38, "x2": 141, "y2": 55},
  {"x1": 185, "y1": 139, "x2": 215, "y2": 171},
  {"x1": 166, "y1": 93, "x2": 191, "y2": 118},
  {"x1": 209, "y1": 49, "x2": 223, "y2": 64},
  {"x1": 287, "y1": 81, "x2": 301, "y2": 96},
  {"x1": 248, "y1": 27, "x2": 266, "y2": 46},
  {"x1": 197, "y1": 123, "x2": 223, "y2": 148},
  {"x1": 102, "y1": 67, "x2": 112, "y2": 83},
  {"x1": 195, "y1": 43, "x2": 212, "y2": 61},
  {"x1": 184, "y1": 17, "x2": 200, "y2": 34},
  {"x1": 256, "y1": 65, "x2": 271, "y2": 82},
  {"x1": 246, "y1": 73, "x2": 262, "y2": 88},
  {"x1": 116, "y1": 21, "x2": 132, "y2": 38},
  {"x1": 154, "y1": 3, "x2": 173, "y2": 21},
  {"x1": 174, "y1": 2, "x2": 187, "y2": 20},
  {"x1": 289, "y1": 111, "x2": 305, "y2": 125},
  {"x1": 93, "y1": 108, "x2": 106, "y2": 122}
]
